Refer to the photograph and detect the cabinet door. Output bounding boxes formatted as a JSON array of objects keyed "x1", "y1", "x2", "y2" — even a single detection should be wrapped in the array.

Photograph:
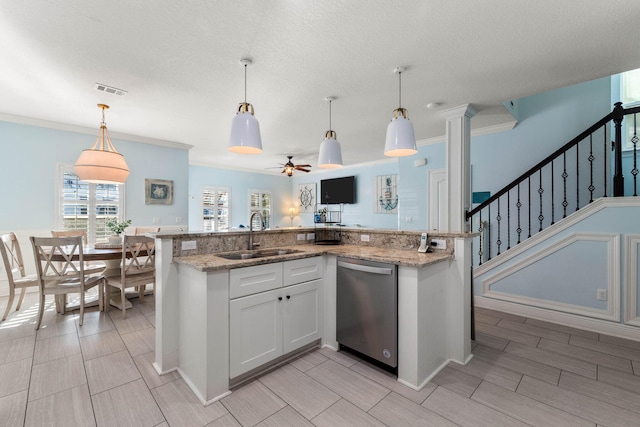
[
  {"x1": 283, "y1": 257, "x2": 322, "y2": 286},
  {"x1": 283, "y1": 279, "x2": 323, "y2": 354},
  {"x1": 229, "y1": 288, "x2": 283, "y2": 378}
]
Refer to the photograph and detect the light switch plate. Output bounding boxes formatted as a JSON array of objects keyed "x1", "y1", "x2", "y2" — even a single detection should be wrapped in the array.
[
  {"x1": 431, "y1": 239, "x2": 446, "y2": 249},
  {"x1": 361, "y1": 234, "x2": 370, "y2": 242},
  {"x1": 181, "y1": 240, "x2": 197, "y2": 250},
  {"x1": 297, "y1": 234, "x2": 306, "y2": 241}
]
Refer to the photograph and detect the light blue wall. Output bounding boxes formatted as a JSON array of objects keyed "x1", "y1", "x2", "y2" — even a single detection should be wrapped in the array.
[
  {"x1": 290, "y1": 161, "x2": 401, "y2": 229},
  {"x1": 471, "y1": 76, "x2": 612, "y2": 198},
  {"x1": 189, "y1": 165, "x2": 293, "y2": 230},
  {"x1": 0, "y1": 120, "x2": 189, "y2": 231},
  {"x1": 475, "y1": 204, "x2": 640, "y2": 315},
  {"x1": 398, "y1": 142, "x2": 446, "y2": 231}
]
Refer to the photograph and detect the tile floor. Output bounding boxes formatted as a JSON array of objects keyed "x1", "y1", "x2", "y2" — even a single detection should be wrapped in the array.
[{"x1": 1, "y1": 291, "x2": 640, "y2": 426}]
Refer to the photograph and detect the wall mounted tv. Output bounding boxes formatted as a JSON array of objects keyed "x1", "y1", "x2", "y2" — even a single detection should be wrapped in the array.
[{"x1": 320, "y1": 176, "x2": 356, "y2": 204}]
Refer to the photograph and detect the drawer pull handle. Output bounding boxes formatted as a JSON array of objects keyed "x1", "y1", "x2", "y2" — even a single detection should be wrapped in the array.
[{"x1": 278, "y1": 296, "x2": 283, "y2": 301}]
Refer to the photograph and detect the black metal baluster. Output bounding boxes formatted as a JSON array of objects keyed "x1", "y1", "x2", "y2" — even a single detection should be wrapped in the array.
[
  {"x1": 576, "y1": 143, "x2": 580, "y2": 211},
  {"x1": 516, "y1": 183, "x2": 522, "y2": 244},
  {"x1": 562, "y1": 152, "x2": 568, "y2": 218},
  {"x1": 589, "y1": 134, "x2": 595, "y2": 202},
  {"x1": 603, "y1": 124, "x2": 608, "y2": 197},
  {"x1": 538, "y1": 169, "x2": 544, "y2": 232},
  {"x1": 551, "y1": 160, "x2": 555, "y2": 225},
  {"x1": 632, "y1": 113, "x2": 638, "y2": 196},
  {"x1": 507, "y1": 190, "x2": 511, "y2": 250},
  {"x1": 478, "y1": 211, "x2": 483, "y2": 266},
  {"x1": 496, "y1": 199, "x2": 502, "y2": 256},
  {"x1": 528, "y1": 177, "x2": 532, "y2": 238},
  {"x1": 487, "y1": 203, "x2": 491, "y2": 261}
]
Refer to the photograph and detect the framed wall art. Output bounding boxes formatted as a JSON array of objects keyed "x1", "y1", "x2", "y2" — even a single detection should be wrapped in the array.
[
  {"x1": 298, "y1": 183, "x2": 316, "y2": 213},
  {"x1": 145, "y1": 178, "x2": 174, "y2": 205},
  {"x1": 375, "y1": 174, "x2": 398, "y2": 213}
]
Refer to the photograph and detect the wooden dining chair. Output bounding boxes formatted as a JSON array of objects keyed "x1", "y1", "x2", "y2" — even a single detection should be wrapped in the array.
[
  {"x1": 51, "y1": 229, "x2": 106, "y2": 314},
  {"x1": 105, "y1": 235, "x2": 155, "y2": 318},
  {"x1": 50, "y1": 229, "x2": 106, "y2": 272},
  {"x1": 0, "y1": 233, "x2": 39, "y2": 322},
  {"x1": 30, "y1": 236, "x2": 105, "y2": 329}
]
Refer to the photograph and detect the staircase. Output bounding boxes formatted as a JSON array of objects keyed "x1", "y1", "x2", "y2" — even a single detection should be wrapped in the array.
[{"x1": 467, "y1": 102, "x2": 640, "y2": 266}]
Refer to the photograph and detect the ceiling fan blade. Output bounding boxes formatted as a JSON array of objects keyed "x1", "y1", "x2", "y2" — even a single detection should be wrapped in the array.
[
  {"x1": 297, "y1": 168, "x2": 311, "y2": 172},
  {"x1": 296, "y1": 164, "x2": 312, "y2": 168}
]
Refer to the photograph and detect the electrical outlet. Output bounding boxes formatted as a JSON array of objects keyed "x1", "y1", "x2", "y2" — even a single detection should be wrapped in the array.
[
  {"x1": 181, "y1": 240, "x2": 197, "y2": 250},
  {"x1": 361, "y1": 234, "x2": 370, "y2": 242},
  {"x1": 152, "y1": 217, "x2": 160, "y2": 224},
  {"x1": 597, "y1": 289, "x2": 608, "y2": 301},
  {"x1": 296, "y1": 233, "x2": 306, "y2": 241},
  {"x1": 306, "y1": 233, "x2": 315, "y2": 240},
  {"x1": 405, "y1": 216, "x2": 412, "y2": 223},
  {"x1": 431, "y1": 239, "x2": 446, "y2": 249},
  {"x1": 176, "y1": 217, "x2": 183, "y2": 223}
]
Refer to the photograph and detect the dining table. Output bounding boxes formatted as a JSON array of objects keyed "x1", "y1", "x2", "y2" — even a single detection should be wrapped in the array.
[{"x1": 52, "y1": 243, "x2": 152, "y2": 311}]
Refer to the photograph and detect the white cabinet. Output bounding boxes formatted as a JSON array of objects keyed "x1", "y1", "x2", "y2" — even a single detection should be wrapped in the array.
[
  {"x1": 229, "y1": 257, "x2": 323, "y2": 378},
  {"x1": 229, "y1": 288, "x2": 283, "y2": 377},
  {"x1": 283, "y1": 279, "x2": 322, "y2": 353}
]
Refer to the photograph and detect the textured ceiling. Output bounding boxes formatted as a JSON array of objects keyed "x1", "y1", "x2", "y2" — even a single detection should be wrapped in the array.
[{"x1": 1, "y1": 1, "x2": 640, "y2": 173}]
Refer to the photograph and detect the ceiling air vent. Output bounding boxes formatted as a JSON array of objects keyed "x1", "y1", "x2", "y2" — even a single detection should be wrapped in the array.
[{"x1": 95, "y1": 83, "x2": 127, "y2": 96}]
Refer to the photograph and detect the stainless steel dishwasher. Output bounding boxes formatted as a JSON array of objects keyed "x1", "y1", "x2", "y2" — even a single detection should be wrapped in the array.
[{"x1": 336, "y1": 257, "x2": 398, "y2": 370}]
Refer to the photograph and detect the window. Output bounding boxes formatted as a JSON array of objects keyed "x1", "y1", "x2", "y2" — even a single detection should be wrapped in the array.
[
  {"x1": 621, "y1": 68, "x2": 640, "y2": 149},
  {"x1": 56, "y1": 164, "x2": 125, "y2": 243},
  {"x1": 249, "y1": 190, "x2": 271, "y2": 229},
  {"x1": 202, "y1": 186, "x2": 230, "y2": 231}
]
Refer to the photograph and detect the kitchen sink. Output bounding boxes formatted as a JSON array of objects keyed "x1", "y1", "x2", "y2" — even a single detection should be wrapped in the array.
[{"x1": 216, "y1": 248, "x2": 301, "y2": 260}]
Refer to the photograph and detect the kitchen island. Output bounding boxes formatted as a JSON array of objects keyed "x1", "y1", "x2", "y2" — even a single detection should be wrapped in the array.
[{"x1": 151, "y1": 229, "x2": 473, "y2": 405}]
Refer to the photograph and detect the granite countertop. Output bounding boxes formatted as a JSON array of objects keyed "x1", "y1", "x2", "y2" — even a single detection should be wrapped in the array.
[{"x1": 174, "y1": 244, "x2": 453, "y2": 272}]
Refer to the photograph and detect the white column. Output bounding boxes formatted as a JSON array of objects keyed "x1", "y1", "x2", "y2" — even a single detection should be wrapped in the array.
[{"x1": 440, "y1": 104, "x2": 477, "y2": 233}]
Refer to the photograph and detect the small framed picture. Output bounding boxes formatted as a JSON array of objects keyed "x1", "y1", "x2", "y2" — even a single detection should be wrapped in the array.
[{"x1": 145, "y1": 179, "x2": 174, "y2": 205}]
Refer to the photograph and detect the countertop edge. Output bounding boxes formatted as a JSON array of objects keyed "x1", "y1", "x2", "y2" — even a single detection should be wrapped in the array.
[{"x1": 173, "y1": 245, "x2": 454, "y2": 272}]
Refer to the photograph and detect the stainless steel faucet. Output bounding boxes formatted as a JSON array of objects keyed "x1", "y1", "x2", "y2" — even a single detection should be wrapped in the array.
[{"x1": 249, "y1": 211, "x2": 264, "y2": 250}]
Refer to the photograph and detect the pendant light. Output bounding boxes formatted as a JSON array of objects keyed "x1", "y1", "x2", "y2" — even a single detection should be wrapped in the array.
[
  {"x1": 318, "y1": 96, "x2": 343, "y2": 168},
  {"x1": 384, "y1": 66, "x2": 417, "y2": 157},
  {"x1": 74, "y1": 104, "x2": 130, "y2": 184},
  {"x1": 229, "y1": 58, "x2": 263, "y2": 154}
]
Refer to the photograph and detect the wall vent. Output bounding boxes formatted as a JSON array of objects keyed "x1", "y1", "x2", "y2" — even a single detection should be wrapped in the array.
[{"x1": 95, "y1": 83, "x2": 127, "y2": 96}]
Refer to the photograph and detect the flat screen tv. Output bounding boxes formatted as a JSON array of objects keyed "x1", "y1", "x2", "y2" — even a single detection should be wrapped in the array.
[{"x1": 320, "y1": 176, "x2": 356, "y2": 204}]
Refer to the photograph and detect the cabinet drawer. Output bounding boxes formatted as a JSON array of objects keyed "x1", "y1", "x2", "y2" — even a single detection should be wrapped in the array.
[
  {"x1": 283, "y1": 257, "x2": 322, "y2": 286},
  {"x1": 230, "y1": 263, "x2": 283, "y2": 299}
]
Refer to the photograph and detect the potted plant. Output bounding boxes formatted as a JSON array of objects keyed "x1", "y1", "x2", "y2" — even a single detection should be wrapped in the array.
[{"x1": 106, "y1": 218, "x2": 132, "y2": 244}]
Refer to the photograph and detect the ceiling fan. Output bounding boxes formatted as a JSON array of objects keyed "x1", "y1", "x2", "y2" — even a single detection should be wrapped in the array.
[{"x1": 280, "y1": 156, "x2": 311, "y2": 176}]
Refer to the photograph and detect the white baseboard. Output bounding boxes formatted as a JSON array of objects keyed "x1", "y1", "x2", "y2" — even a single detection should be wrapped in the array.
[{"x1": 475, "y1": 296, "x2": 640, "y2": 341}]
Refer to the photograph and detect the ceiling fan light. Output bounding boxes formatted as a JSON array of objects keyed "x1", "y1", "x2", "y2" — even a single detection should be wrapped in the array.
[
  {"x1": 229, "y1": 103, "x2": 262, "y2": 154},
  {"x1": 318, "y1": 130, "x2": 343, "y2": 169}
]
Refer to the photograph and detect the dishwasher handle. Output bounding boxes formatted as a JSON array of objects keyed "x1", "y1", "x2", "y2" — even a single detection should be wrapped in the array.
[{"x1": 338, "y1": 260, "x2": 393, "y2": 275}]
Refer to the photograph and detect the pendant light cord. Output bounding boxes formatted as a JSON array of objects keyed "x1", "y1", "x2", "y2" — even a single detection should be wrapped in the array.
[
  {"x1": 398, "y1": 70, "x2": 402, "y2": 109},
  {"x1": 244, "y1": 63, "x2": 247, "y2": 104},
  {"x1": 329, "y1": 99, "x2": 332, "y2": 131}
]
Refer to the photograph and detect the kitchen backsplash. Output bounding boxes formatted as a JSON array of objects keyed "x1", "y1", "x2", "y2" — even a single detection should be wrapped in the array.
[{"x1": 167, "y1": 228, "x2": 461, "y2": 257}]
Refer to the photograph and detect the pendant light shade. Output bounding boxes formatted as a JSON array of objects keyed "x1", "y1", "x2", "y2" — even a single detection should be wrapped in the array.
[
  {"x1": 384, "y1": 67, "x2": 417, "y2": 157},
  {"x1": 318, "y1": 97, "x2": 343, "y2": 168},
  {"x1": 229, "y1": 58, "x2": 263, "y2": 154},
  {"x1": 74, "y1": 104, "x2": 129, "y2": 184}
]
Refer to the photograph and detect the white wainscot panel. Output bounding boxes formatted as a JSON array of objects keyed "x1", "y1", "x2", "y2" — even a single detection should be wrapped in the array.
[
  {"x1": 482, "y1": 233, "x2": 620, "y2": 321},
  {"x1": 624, "y1": 235, "x2": 640, "y2": 326}
]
